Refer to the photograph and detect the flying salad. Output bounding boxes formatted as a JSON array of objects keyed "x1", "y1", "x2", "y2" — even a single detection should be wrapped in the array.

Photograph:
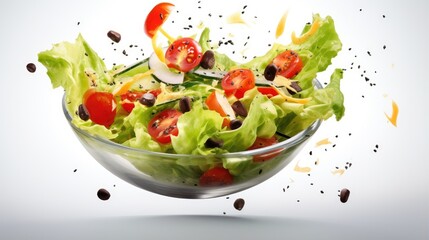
[{"x1": 38, "y1": 3, "x2": 344, "y2": 159}]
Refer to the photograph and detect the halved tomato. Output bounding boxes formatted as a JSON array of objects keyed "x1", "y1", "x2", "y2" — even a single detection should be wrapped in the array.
[
  {"x1": 257, "y1": 87, "x2": 279, "y2": 98},
  {"x1": 120, "y1": 91, "x2": 144, "y2": 113},
  {"x1": 165, "y1": 37, "x2": 202, "y2": 72},
  {"x1": 148, "y1": 109, "x2": 182, "y2": 144},
  {"x1": 83, "y1": 89, "x2": 117, "y2": 128},
  {"x1": 144, "y1": 2, "x2": 175, "y2": 38},
  {"x1": 221, "y1": 69, "x2": 255, "y2": 99},
  {"x1": 272, "y1": 50, "x2": 303, "y2": 79},
  {"x1": 199, "y1": 167, "x2": 233, "y2": 187},
  {"x1": 247, "y1": 136, "x2": 282, "y2": 162}
]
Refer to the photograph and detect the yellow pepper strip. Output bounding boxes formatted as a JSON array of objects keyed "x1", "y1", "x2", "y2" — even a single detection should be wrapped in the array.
[
  {"x1": 151, "y1": 31, "x2": 166, "y2": 63},
  {"x1": 158, "y1": 27, "x2": 176, "y2": 43},
  {"x1": 112, "y1": 70, "x2": 154, "y2": 96},
  {"x1": 291, "y1": 20, "x2": 320, "y2": 45},
  {"x1": 385, "y1": 100, "x2": 399, "y2": 127},
  {"x1": 275, "y1": 11, "x2": 288, "y2": 39}
]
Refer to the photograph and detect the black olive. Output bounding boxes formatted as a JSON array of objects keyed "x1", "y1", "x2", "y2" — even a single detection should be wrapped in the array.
[
  {"x1": 200, "y1": 50, "x2": 215, "y2": 69},
  {"x1": 231, "y1": 101, "x2": 248, "y2": 117},
  {"x1": 179, "y1": 96, "x2": 192, "y2": 113},
  {"x1": 205, "y1": 138, "x2": 223, "y2": 148},
  {"x1": 229, "y1": 119, "x2": 242, "y2": 130},
  {"x1": 139, "y1": 92, "x2": 156, "y2": 107},
  {"x1": 78, "y1": 104, "x2": 90, "y2": 121},
  {"x1": 287, "y1": 81, "x2": 302, "y2": 94},
  {"x1": 264, "y1": 63, "x2": 278, "y2": 81}
]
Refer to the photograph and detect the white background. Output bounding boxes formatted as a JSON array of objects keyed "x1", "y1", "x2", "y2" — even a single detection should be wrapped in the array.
[{"x1": 0, "y1": 0, "x2": 428, "y2": 239}]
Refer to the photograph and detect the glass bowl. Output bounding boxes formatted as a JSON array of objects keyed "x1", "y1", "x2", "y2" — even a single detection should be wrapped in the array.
[{"x1": 62, "y1": 80, "x2": 322, "y2": 199}]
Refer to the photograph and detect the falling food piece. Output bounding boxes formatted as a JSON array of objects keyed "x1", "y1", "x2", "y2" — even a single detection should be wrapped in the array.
[
  {"x1": 385, "y1": 100, "x2": 398, "y2": 127},
  {"x1": 315, "y1": 138, "x2": 331, "y2": 147},
  {"x1": 340, "y1": 188, "x2": 350, "y2": 203},
  {"x1": 294, "y1": 161, "x2": 312, "y2": 173},
  {"x1": 332, "y1": 168, "x2": 345, "y2": 175},
  {"x1": 227, "y1": 12, "x2": 247, "y2": 25},
  {"x1": 97, "y1": 188, "x2": 111, "y2": 201},
  {"x1": 275, "y1": 11, "x2": 288, "y2": 39},
  {"x1": 107, "y1": 30, "x2": 121, "y2": 43},
  {"x1": 26, "y1": 63, "x2": 36, "y2": 73},
  {"x1": 233, "y1": 198, "x2": 245, "y2": 211}
]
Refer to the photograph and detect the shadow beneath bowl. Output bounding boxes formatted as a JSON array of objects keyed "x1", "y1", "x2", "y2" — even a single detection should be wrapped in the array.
[{"x1": 3, "y1": 214, "x2": 376, "y2": 240}]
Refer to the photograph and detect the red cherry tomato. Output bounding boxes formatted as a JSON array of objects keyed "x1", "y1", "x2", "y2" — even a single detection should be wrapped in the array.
[
  {"x1": 221, "y1": 69, "x2": 255, "y2": 99},
  {"x1": 83, "y1": 89, "x2": 117, "y2": 128},
  {"x1": 120, "y1": 89, "x2": 161, "y2": 113},
  {"x1": 120, "y1": 91, "x2": 144, "y2": 113},
  {"x1": 148, "y1": 109, "x2": 182, "y2": 144},
  {"x1": 272, "y1": 50, "x2": 303, "y2": 79},
  {"x1": 144, "y1": 2, "x2": 175, "y2": 38},
  {"x1": 165, "y1": 37, "x2": 202, "y2": 72},
  {"x1": 247, "y1": 136, "x2": 281, "y2": 162},
  {"x1": 257, "y1": 87, "x2": 279, "y2": 98},
  {"x1": 199, "y1": 167, "x2": 233, "y2": 187}
]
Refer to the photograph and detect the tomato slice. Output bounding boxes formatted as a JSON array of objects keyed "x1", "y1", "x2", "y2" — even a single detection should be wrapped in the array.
[
  {"x1": 83, "y1": 89, "x2": 117, "y2": 128},
  {"x1": 199, "y1": 167, "x2": 233, "y2": 187},
  {"x1": 144, "y1": 2, "x2": 175, "y2": 38},
  {"x1": 221, "y1": 69, "x2": 255, "y2": 99},
  {"x1": 247, "y1": 136, "x2": 281, "y2": 162},
  {"x1": 148, "y1": 109, "x2": 182, "y2": 144},
  {"x1": 120, "y1": 89, "x2": 161, "y2": 114},
  {"x1": 165, "y1": 37, "x2": 202, "y2": 72},
  {"x1": 257, "y1": 87, "x2": 279, "y2": 98},
  {"x1": 120, "y1": 91, "x2": 144, "y2": 113},
  {"x1": 272, "y1": 50, "x2": 303, "y2": 79}
]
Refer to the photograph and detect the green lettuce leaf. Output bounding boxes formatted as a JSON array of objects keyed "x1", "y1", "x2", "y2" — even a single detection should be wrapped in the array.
[
  {"x1": 38, "y1": 34, "x2": 117, "y2": 139},
  {"x1": 216, "y1": 89, "x2": 278, "y2": 152},
  {"x1": 171, "y1": 101, "x2": 224, "y2": 155}
]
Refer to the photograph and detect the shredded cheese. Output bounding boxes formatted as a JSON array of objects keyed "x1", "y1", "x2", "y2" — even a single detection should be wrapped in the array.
[
  {"x1": 227, "y1": 12, "x2": 247, "y2": 25},
  {"x1": 291, "y1": 20, "x2": 320, "y2": 45},
  {"x1": 294, "y1": 161, "x2": 311, "y2": 173},
  {"x1": 112, "y1": 70, "x2": 154, "y2": 96},
  {"x1": 315, "y1": 138, "x2": 331, "y2": 147},
  {"x1": 270, "y1": 85, "x2": 310, "y2": 104},
  {"x1": 275, "y1": 11, "x2": 288, "y2": 39}
]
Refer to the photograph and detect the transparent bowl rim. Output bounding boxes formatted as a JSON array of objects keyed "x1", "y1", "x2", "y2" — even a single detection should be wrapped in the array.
[{"x1": 62, "y1": 79, "x2": 322, "y2": 159}]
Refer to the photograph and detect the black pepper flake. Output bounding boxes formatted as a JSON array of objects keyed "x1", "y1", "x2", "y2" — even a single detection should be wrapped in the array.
[
  {"x1": 320, "y1": 190, "x2": 324, "y2": 194},
  {"x1": 367, "y1": 51, "x2": 372, "y2": 56},
  {"x1": 73, "y1": 169, "x2": 77, "y2": 172},
  {"x1": 383, "y1": 45, "x2": 386, "y2": 50},
  {"x1": 77, "y1": 22, "x2": 80, "y2": 25}
]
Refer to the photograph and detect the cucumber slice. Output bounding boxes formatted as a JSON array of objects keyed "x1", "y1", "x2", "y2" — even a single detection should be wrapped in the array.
[
  {"x1": 148, "y1": 51, "x2": 185, "y2": 85},
  {"x1": 192, "y1": 68, "x2": 227, "y2": 80},
  {"x1": 113, "y1": 58, "x2": 149, "y2": 77}
]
